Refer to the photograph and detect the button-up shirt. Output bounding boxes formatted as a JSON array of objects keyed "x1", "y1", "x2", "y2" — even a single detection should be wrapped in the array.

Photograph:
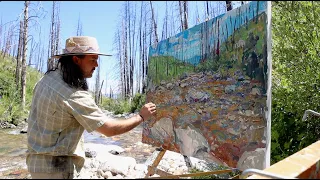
[{"x1": 26, "y1": 69, "x2": 107, "y2": 173}]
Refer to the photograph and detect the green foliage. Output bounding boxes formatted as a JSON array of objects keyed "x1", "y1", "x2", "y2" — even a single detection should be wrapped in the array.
[
  {"x1": 0, "y1": 56, "x2": 42, "y2": 124},
  {"x1": 130, "y1": 93, "x2": 146, "y2": 113},
  {"x1": 100, "y1": 97, "x2": 130, "y2": 114},
  {"x1": 195, "y1": 57, "x2": 221, "y2": 73},
  {"x1": 271, "y1": 1, "x2": 320, "y2": 164},
  {"x1": 148, "y1": 56, "x2": 195, "y2": 85},
  {"x1": 188, "y1": 165, "x2": 240, "y2": 179},
  {"x1": 189, "y1": 168, "x2": 216, "y2": 179},
  {"x1": 100, "y1": 93, "x2": 146, "y2": 115}
]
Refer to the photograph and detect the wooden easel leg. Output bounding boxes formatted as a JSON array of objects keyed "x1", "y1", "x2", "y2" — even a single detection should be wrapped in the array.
[
  {"x1": 144, "y1": 147, "x2": 167, "y2": 178},
  {"x1": 145, "y1": 169, "x2": 237, "y2": 179}
]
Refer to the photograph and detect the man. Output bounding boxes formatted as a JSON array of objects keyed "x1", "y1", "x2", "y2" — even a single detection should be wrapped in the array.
[{"x1": 26, "y1": 36, "x2": 156, "y2": 179}]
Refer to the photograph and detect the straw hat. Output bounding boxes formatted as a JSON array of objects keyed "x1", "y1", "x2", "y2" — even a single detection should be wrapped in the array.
[{"x1": 52, "y1": 36, "x2": 111, "y2": 58}]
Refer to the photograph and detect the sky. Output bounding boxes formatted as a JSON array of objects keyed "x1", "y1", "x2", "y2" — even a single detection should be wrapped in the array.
[
  {"x1": 0, "y1": 1, "x2": 124, "y2": 95},
  {"x1": 0, "y1": 1, "x2": 242, "y2": 96}
]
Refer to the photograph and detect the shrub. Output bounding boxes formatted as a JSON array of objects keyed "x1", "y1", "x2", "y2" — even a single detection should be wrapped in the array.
[{"x1": 0, "y1": 55, "x2": 42, "y2": 124}]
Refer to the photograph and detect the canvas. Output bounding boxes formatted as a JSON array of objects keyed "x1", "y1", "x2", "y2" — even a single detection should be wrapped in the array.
[{"x1": 142, "y1": 1, "x2": 271, "y2": 171}]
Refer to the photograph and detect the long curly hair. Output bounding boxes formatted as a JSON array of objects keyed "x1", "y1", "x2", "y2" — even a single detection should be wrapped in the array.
[{"x1": 46, "y1": 55, "x2": 88, "y2": 90}]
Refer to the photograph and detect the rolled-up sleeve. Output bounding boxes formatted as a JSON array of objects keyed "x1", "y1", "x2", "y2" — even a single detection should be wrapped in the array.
[{"x1": 65, "y1": 90, "x2": 107, "y2": 133}]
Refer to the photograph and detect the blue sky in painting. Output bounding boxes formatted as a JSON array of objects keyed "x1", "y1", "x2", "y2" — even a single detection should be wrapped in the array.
[{"x1": 149, "y1": 1, "x2": 267, "y2": 66}]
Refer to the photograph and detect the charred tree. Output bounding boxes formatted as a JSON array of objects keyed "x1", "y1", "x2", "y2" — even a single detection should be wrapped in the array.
[
  {"x1": 15, "y1": 20, "x2": 23, "y2": 90},
  {"x1": 21, "y1": 1, "x2": 29, "y2": 109},
  {"x1": 226, "y1": 1, "x2": 233, "y2": 11}
]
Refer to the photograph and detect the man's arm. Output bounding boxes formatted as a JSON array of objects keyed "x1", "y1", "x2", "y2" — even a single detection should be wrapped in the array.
[
  {"x1": 96, "y1": 102, "x2": 156, "y2": 137},
  {"x1": 96, "y1": 114, "x2": 143, "y2": 137}
]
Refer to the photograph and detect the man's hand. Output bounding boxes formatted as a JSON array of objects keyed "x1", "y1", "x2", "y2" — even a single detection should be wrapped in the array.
[
  {"x1": 139, "y1": 102, "x2": 156, "y2": 121},
  {"x1": 97, "y1": 102, "x2": 157, "y2": 137}
]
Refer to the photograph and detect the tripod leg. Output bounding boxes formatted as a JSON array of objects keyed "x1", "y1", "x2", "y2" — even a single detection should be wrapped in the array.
[{"x1": 145, "y1": 147, "x2": 167, "y2": 178}]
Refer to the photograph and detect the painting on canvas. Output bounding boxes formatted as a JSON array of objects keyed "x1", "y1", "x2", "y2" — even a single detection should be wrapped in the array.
[{"x1": 142, "y1": 1, "x2": 271, "y2": 170}]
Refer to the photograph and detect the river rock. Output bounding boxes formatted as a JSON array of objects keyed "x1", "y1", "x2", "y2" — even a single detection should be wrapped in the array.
[
  {"x1": 85, "y1": 149, "x2": 97, "y2": 158},
  {"x1": 145, "y1": 149, "x2": 219, "y2": 176},
  {"x1": 166, "y1": 83, "x2": 174, "y2": 90},
  {"x1": 174, "y1": 127, "x2": 209, "y2": 157},
  {"x1": 238, "y1": 75, "x2": 245, "y2": 81},
  {"x1": 237, "y1": 148, "x2": 265, "y2": 171},
  {"x1": 250, "y1": 87, "x2": 261, "y2": 96},
  {"x1": 225, "y1": 85, "x2": 236, "y2": 94},
  {"x1": 180, "y1": 82, "x2": 188, "y2": 88},
  {"x1": 20, "y1": 125, "x2": 28, "y2": 134},
  {"x1": 98, "y1": 154, "x2": 136, "y2": 176},
  {"x1": 102, "y1": 171, "x2": 113, "y2": 179},
  {"x1": 0, "y1": 122, "x2": 16, "y2": 129},
  {"x1": 109, "y1": 150, "x2": 120, "y2": 155},
  {"x1": 185, "y1": 88, "x2": 210, "y2": 103},
  {"x1": 84, "y1": 143, "x2": 125, "y2": 155}
]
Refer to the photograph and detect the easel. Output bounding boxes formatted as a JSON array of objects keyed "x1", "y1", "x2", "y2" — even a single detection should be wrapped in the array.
[{"x1": 143, "y1": 145, "x2": 241, "y2": 179}]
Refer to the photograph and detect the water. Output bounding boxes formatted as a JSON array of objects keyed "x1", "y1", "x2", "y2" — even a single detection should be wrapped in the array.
[
  {"x1": 0, "y1": 129, "x2": 27, "y2": 157},
  {"x1": 0, "y1": 129, "x2": 111, "y2": 179},
  {"x1": 84, "y1": 130, "x2": 122, "y2": 146},
  {"x1": 0, "y1": 129, "x2": 121, "y2": 158},
  {"x1": 0, "y1": 129, "x2": 29, "y2": 179},
  {"x1": 0, "y1": 124, "x2": 155, "y2": 179}
]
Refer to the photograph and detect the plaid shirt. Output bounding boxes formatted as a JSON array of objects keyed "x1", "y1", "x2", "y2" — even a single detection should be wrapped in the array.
[{"x1": 26, "y1": 69, "x2": 107, "y2": 173}]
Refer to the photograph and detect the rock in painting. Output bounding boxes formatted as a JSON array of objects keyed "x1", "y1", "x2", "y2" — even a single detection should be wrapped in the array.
[{"x1": 142, "y1": 1, "x2": 270, "y2": 171}]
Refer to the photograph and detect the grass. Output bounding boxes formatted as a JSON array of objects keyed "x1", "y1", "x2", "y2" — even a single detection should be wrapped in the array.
[
  {"x1": 188, "y1": 165, "x2": 241, "y2": 179},
  {"x1": 148, "y1": 55, "x2": 196, "y2": 85}
]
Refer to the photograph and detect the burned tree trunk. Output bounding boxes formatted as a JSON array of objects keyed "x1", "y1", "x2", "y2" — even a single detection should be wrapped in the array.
[
  {"x1": 55, "y1": 3, "x2": 60, "y2": 59},
  {"x1": 15, "y1": 20, "x2": 23, "y2": 90},
  {"x1": 178, "y1": 1, "x2": 184, "y2": 31},
  {"x1": 226, "y1": 1, "x2": 233, "y2": 11},
  {"x1": 2, "y1": 24, "x2": 14, "y2": 58},
  {"x1": 76, "y1": 14, "x2": 83, "y2": 36},
  {"x1": 21, "y1": 1, "x2": 29, "y2": 109},
  {"x1": 149, "y1": 1, "x2": 159, "y2": 44},
  {"x1": 124, "y1": 3, "x2": 129, "y2": 99},
  {"x1": 95, "y1": 58, "x2": 101, "y2": 104},
  {"x1": 183, "y1": 1, "x2": 188, "y2": 30},
  {"x1": 48, "y1": 1, "x2": 60, "y2": 70},
  {"x1": 138, "y1": 2, "x2": 143, "y2": 93},
  {"x1": 48, "y1": 1, "x2": 55, "y2": 70},
  {"x1": 98, "y1": 80, "x2": 104, "y2": 104}
]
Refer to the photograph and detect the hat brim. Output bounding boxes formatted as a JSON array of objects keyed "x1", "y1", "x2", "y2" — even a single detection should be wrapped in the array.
[{"x1": 52, "y1": 52, "x2": 112, "y2": 59}]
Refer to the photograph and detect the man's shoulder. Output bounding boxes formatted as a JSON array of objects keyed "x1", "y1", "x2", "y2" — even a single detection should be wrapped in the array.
[
  {"x1": 69, "y1": 90, "x2": 93, "y2": 100},
  {"x1": 41, "y1": 70, "x2": 64, "y2": 88},
  {"x1": 39, "y1": 70, "x2": 77, "y2": 98}
]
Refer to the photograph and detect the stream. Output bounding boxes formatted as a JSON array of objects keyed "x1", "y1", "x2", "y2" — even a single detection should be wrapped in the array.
[{"x1": 0, "y1": 123, "x2": 156, "y2": 179}]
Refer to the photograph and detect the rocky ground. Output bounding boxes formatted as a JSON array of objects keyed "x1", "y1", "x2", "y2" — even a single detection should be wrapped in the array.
[
  {"x1": 80, "y1": 143, "x2": 226, "y2": 179},
  {"x1": 0, "y1": 111, "x2": 238, "y2": 179}
]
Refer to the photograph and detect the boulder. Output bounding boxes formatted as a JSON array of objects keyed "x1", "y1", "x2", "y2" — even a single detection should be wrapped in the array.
[{"x1": 98, "y1": 154, "x2": 136, "y2": 176}]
